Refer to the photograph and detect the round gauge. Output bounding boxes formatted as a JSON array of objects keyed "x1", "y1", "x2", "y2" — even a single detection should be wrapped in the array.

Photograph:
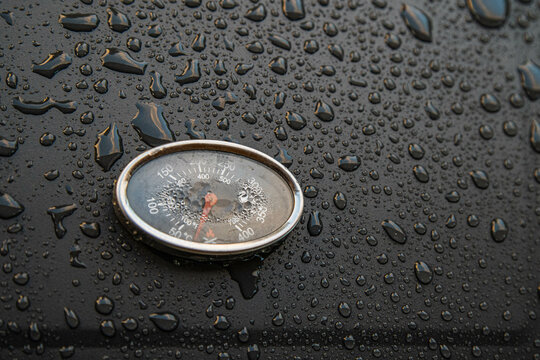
[{"x1": 113, "y1": 140, "x2": 303, "y2": 259}]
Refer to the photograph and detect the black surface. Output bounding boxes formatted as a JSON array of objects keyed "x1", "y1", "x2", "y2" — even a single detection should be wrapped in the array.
[{"x1": 0, "y1": 0, "x2": 539, "y2": 359}]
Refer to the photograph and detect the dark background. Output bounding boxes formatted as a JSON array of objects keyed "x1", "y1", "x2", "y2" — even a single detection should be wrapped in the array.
[{"x1": 0, "y1": 0, "x2": 538, "y2": 359}]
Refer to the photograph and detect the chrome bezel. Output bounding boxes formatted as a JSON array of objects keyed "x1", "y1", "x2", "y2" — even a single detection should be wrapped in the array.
[{"x1": 114, "y1": 140, "x2": 303, "y2": 259}]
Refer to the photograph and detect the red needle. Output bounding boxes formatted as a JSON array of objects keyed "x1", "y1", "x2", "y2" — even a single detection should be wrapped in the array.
[{"x1": 194, "y1": 192, "x2": 218, "y2": 241}]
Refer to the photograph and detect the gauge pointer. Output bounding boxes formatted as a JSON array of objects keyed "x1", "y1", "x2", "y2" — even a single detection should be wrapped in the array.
[{"x1": 194, "y1": 192, "x2": 218, "y2": 242}]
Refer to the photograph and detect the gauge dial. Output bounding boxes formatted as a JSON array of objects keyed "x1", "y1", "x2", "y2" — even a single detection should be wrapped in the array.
[{"x1": 114, "y1": 141, "x2": 303, "y2": 258}]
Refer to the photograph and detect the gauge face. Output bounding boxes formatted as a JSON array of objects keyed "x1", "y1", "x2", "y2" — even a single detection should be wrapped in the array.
[{"x1": 115, "y1": 141, "x2": 303, "y2": 258}]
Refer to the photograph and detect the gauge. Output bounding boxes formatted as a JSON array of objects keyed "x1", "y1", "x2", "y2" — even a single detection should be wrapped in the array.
[{"x1": 113, "y1": 140, "x2": 303, "y2": 260}]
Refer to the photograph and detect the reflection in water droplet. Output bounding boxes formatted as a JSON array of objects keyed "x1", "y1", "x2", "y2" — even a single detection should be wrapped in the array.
[
  {"x1": 401, "y1": 4, "x2": 432, "y2": 42},
  {"x1": 131, "y1": 103, "x2": 175, "y2": 147},
  {"x1": 95, "y1": 123, "x2": 123, "y2": 171}
]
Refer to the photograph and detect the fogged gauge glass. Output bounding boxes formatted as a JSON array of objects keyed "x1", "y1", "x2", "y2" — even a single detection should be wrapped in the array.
[{"x1": 114, "y1": 140, "x2": 303, "y2": 259}]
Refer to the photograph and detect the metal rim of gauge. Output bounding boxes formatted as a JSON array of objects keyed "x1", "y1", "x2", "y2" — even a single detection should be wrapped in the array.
[{"x1": 113, "y1": 140, "x2": 304, "y2": 259}]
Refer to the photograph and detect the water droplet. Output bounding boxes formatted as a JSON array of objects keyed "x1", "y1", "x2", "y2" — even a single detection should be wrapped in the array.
[
  {"x1": 282, "y1": 0, "x2": 305, "y2": 20},
  {"x1": 95, "y1": 295, "x2": 114, "y2": 315},
  {"x1": 12, "y1": 96, "x2": 77, "y2": 115},
  {"x1": 413, "y1": 165, "x2": 429, "y2": 183},
  {"x1": 64, "y1": 307, "x2": 80, "y2": 329},
  {"x1": 5, "y1": 72, "x2": 17, "y2": 88},
  {"x1": 32, "y1": 51, "x2": 72, "y2": 79},
  {"x1": 467, "y1": 0, "x2": 509, "y2": 28},
  {"x1": 415, "y1": 261, "x2": 433, "y2": 284},
  {"x1": 0, "y1": 192, "x2": 23, "y2": 220},
  {"x1": 480, "y1": 93, "x2": 501, "y2": 112},
  {"x1": 214, "y1": 315, "x2": 231, "y2": 329},
  {"x1": 245, "y1": 4, "x2": 267, "y2": 22},
  {"x1": 269, "y1": 57, "x2": 287, "y2": 75},
  {"x1": 175, "y1": 59, "x2": 201, "y2": 85},
  {"x1": 518, "y1": 60, "x2": 540, "y2": 100},
  {"x1": 381, "y1": 219, "x2": 407, "y2": 244},
  {"x1": 469, "y1": 169, "x2": 489, "y2": 189},
  {"x1": 0, "y1": 192, "x2": 24, "y2": 219},
  {"x1": 169, "y1": 41, "x2": 187, "y2": 57},
  {"x1": 100, "y1": 320, "x2": 116, "y2": 337},
  {"x1": 149, "y1": 71, "x2": 167, "y2": 99},
  {"x1": 58, "y1": 13, "x2": 99, "y2": 32},
  {"x1": 401, "y1": 4, "x2": 432, "y2": 42},
  {"x1": 531, "y1": 119, "x2": 540, "y2": 153},
  {"x1": 131, "y1": 103, "x2": 175, "y2": 147},
  {"x1": 101, "y1": 48, "x2": 147, "y2": 75},
  {"x1": 314, "y1": 100, "x2": 334, "y2": 121},
  {"x1": 106, "y1": 8, "x2": 130, "y2": 32},
  {"x1": 227, "y1": 256, "x2": 262, "y2": 299},
  {"x1": 333, "y1": 192, "x2": 347, "y2": 210},
  {"x1": 149, "y1": 312, "x2": 179, "y2": 331},
  {"x1": 95, "y1": 123, "x2": 123, "y2": 171},
  {"x1": 0, "y1": 137, "x2": 18, "y2": 157},
  {"x1": 79, "y1": 222, "x2": 101, "y2": 238},
  {"x1": 47, "y1": 204, "x2": 77, "y2": 238},
  {"x1": 307, "y1": 211, "x2": 322, "y2": 236},
  {"x1": 490, "y1": 218, "x2": 508, "y2": 242},
  {"x1": 338, "y1": 155, "x2": 360, "y2": 171}
]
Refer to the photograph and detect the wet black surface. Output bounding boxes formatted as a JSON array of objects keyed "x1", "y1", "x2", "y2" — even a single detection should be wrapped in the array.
[{"x1": 0, "y1": 0, "x2": 539, "y2": 359}]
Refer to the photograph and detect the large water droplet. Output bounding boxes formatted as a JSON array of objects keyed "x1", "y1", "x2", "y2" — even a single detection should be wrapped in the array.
[
  {"x1": 0, "y1": 192, "x2": 24, "y2": 219},
  {"x1": 94, "y1": 123, "x2": 123, "y2": 171},
  {"x1": 101, "y1": 48, "x2": 147, "y2": 75},
  {"x1": 415, "y1": 261, "x2": 433, "y2": 284},
  {"x1": 490, "y1": 218, "x2": 508, "y2": 242},
  {"x1": 12, "y1": 97, "x2": 77, "y2": 115},
  {"x1": 401, "y1": 4, "x2": 432, "y2": 42},
  {"x1": 32, "y1": 51, "x2": 72, "y2": 78},
  {"x1": 131, "y1": 103, "x2": 175, "y2": 147},
  {"x1": 467, "y1": 0, "x2": 509, "y2": 28},
  {"x1": 381, "y1": 220, "x2": 407, "y2": 244},
  {"x1": 282, "y1": 0, "x2": 305, "y2": 20},
  {"x1": 58, "y1": 13, "x2": 99, "y2": 31},
  {"x1": 518, "y1": 60, "x2": 540, "y2": 100},
  {"x1": 46, "y1": 204, "x2": 77, "y2": 239},
  {"x1": 307, "y1": 211, "x2": 322, "y2": 236},
  {"x1": 338, "y1": 155, "x2": 360, "y2": 171},
  {"x1": 149, "y1": 313, "x2": 179, "y2": 331},
  {"x1": 106, "y1": 8, "x2": 131, "y2": 32},
  {"x1": 175, "y1": 59, "x2": 201, "y2": 85}
]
